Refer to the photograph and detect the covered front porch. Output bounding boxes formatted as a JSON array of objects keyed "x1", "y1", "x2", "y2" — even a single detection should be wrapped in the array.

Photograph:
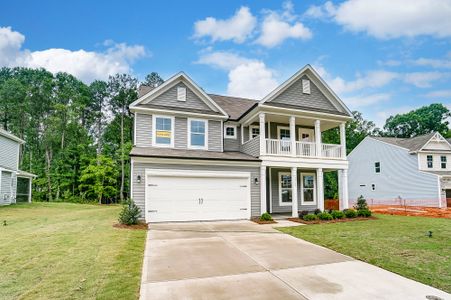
[{"x1": 260, "y1": 164, "x2": 349, "y2": 217}]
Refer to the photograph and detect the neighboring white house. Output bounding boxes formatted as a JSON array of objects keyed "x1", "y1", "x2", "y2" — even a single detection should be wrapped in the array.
[
  {"x1": 129, "y1": 65, "x2": 353, "y2": 223},
  {"x1": 348, "y1": 132, "x2": 450, "y2": 208},
  {"x1": 0, "y1": 128, "x2": 36, "y2": 205}
]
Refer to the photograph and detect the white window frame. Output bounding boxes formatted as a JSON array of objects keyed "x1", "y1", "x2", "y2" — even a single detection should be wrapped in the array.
[
  {"x1": 249, "y1": 125, "x2": 260, "y2": 140},
  {"x1": 301, "y1": 172, "x2": 316, "y2": 205},
  {"x1": 224, "y1": 125, "x2": 237, "y2": 139},
  {"x1": 152, "y1": 115, "x2": 175, "y2": 148},
  {"x1": 188, "y1": 118, "x2": 208, "y2": 150},
  {"x1": 427, "y1": 155, "x2": 433, "y2": 168},
  {"x1": 278, "y1": 172, "x2": 292, "y2": 207},
  {"x1": 277, "y1": 126, "x2": 290, "y2": 140},
  {"x1": 375, "y1": 162, "x2": 381, "y2": 173},
  {"x1": 177, "y1": 86, "x2": 186, "y2": 101}
]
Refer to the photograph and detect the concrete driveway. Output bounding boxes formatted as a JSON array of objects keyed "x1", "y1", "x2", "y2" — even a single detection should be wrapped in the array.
[{"x1": 140, "y1": 220, "x2": 450, "y2": 300}]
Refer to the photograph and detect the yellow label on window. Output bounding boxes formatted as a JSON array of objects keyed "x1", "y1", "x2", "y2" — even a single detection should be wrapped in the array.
[{"x1": 156, "y1": 130, "x2": 171, "y2": 138}]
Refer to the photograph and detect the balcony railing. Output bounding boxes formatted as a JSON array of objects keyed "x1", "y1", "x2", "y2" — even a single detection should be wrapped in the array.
[{"x1": 264, "y1": 139, "x2": 343, "y2": 159}]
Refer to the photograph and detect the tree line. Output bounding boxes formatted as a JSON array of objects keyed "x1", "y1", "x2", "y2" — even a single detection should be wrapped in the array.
[{"x1": 0, "y1": 67, "x2": 449, "y2": 202}]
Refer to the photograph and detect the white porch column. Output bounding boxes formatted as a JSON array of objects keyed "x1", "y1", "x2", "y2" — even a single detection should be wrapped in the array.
[
  {"x1": 28, "y1": 177, "x2": 32, "y2": 203},
  {"x1": 340, "y1": 122, "x2": 346, "y2": 158},
  {"x1": 290, "y1": 116, "x2": 296, "y2": 157},
  {"x1": 241, "y1": 124, "x2": 244, "y2": 144},
  {"x1": 260, "y1": 166, "x2": 267, "y2": 214},
  {"x1": 291, "y1": 167, "x2": 298, "y2": 217},
  {"x1": 316, "y1": 168, "x2": 325, "y2": 211},
  {"x1": 341, "y1": 169, "x2": 349, "y2": 209},
  {"x1": 338, "y1": 170, "x2": 343, "y2": 209},
  {"x1": 314, "y1": 120, "x2": 321, "y2": 157},
  {"x1": 259, "y1": 113, "x2": 266, "y2": 155}
]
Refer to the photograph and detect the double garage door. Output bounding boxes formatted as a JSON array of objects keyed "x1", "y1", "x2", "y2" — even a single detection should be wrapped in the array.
[{"x1": 145, "y1": 170, "x2": 251, "y2": 222}]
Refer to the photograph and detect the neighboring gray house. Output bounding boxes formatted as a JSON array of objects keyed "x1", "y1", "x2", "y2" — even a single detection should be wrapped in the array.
[
  {"x1": 0, "y1": 129, "x2": 35, "y2": 205},
  {"x1": 129, "y1": 65, "x2": 353, "y2": 222},
  {"x1": 348, "y1": 132, "x2": 450, "y2": 208}
]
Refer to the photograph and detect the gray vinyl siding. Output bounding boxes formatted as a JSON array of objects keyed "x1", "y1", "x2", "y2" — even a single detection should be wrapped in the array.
[
  {"x1": 0, "y1": 135, "x2": 20, "y2": 170},
  {"x1": 151, "y1": 82, "x2": 214, "y2": 112},
  {"x1": 269, "y1": 168, "x2": 317, "y2": 213},
  {"x1": 224, "y1": 124, "x2": 241, "y2": 151},
  {"x1": 132, "y1": 162, "x2": 261, "y2": 218},
  {"x1": 135, "y1": 113, "x2": 152, "y2": 147},
  {"x1": 240, "y1": 137, "x2": 260, "y2": 157},
  {"x1": 270, "y1": 75, "x2": 340, "y2": 113},
  {"x1": 208, "y1": 120, "x2": 222, "y2": 151},
  {"x1": 348, "y1": 137, "x2": 440, "y2": 206},
  {"x1": 1, "y1": 171, "x2": 12, "y2": 205},
  {"x1": 175, "y1": 117, "x2": 187, "y2": 149}
]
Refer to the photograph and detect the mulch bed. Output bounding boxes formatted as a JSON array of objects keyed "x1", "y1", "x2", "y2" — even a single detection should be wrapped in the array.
[
  {"x1": 251, "y1": 218, "x2": 278, "y2": 224},
  {"x1": 370, "y1": 205, "x2": 451, "y2": 219},
  {"x1": 113, "y1": 222, "x2": 148, "y2": 230},
  {"x1": 287, "y1": 216, "x2": 377, "y2": 225}
]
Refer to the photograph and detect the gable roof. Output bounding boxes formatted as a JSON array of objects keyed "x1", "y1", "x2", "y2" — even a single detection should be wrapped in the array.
[
  {"x1": 208, "y1": 94, "x2": 258, "y2": 121},
  {"x1": 0, "y1": 128, "x2": 24, "y2": 144},
  {"x1": 260, "y1": 65, "x2": 353, "y2": 117},
  {"x1": 371, "y1": 132, "x2": 442, "y2": 152}
]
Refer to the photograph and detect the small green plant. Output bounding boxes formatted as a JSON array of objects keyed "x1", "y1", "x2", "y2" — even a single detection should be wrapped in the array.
[
  {"x1": 314, "y1": 208, "x2": 322, "y2": 215},
  {"x1": 343, "y1": 208, "x2": 357, "y2": 218},
  {"x1": 260, "y1": 212, "x2": 273, "y2": 221},
  {"x1": 357, "y1": 209, "x2": 372, "y2": 217},
  {"x1": 354, "y1": 195, "x2": 369, "y2": 210},
  {"x1": 118, "y1": 200, "x2": 141, "y2": 225},
  {"x1": 298, "y1": 210, "x2": 309, "y2": 219},
  {"x1": 303, "y1": 214, "x2": 318, "y2": 221},
  {"x1": 331, "y1": 210, "x2": 345, "y2": 219},
  {"x1": 318, "y1": 212, "x2": 333, "y2": 220}
]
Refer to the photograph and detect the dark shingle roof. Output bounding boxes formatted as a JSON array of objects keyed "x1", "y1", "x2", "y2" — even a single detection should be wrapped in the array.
[
  {"x1": 208, "y1": 94, "x2": 258, "y2": 120},
  {"x1": 130, "y1": 147, "x2": 260, "y2": 161},
  {"x1": 371, "y1": 132, "x2": 436, "y2": 152}
]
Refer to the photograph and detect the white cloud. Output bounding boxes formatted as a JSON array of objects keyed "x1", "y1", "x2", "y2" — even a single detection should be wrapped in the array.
[
  {"x1": 403, "y1": 71, "x2": 443, "y2": 88},
  {"x1": 328, "y1": 70, "x2": 398, "y2": 94},
  {"x1": 307, "y1": 0, "x2": 451, "y2": 39},
  {"x1": 377, "y1": 59, "x2": 402, "y2": 67},
  {"x1": 344, "y1": 93, "x2": 391, "y2": 109},
  {"x1": 256, "y1": 1, "x2": 312, "y2": 47},
  {"x1": 0, "y1": 26, "x2": 147, "y2": 82},
  {"x1": 193, "y1": 7, "x2": 257, "y2": 43},
  {"x1": 424, "y1": 89, "x2": 451, "y2": 99},
  {"x1": 195, "y1": 51, "x2": 253, "y2": 70},
  {"x1": 412, "y1": 52, "x2": 451, "y2": 68},
  {"x1": 304, "y1": 1, "x2": 336, "y2": 19}
]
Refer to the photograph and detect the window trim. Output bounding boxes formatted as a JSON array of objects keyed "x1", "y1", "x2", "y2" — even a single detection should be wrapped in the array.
[
  {"x1": 278, "y1": 172, "x2": 293, "y2": 207},
  {"x1": 277, "y1": 126, "x2": 290, "y2": 140},
  {"x1": 152, "y1": 115, "x2": 175, "y2": 148},
  {"x1": 187, "y1": 118, "x2": 208, "y2": 150},
  {"x1": 375, "y1": 161, "x2": 381, "y2": 174},
  {"x1": 249, "y1": 125, "x2": 260, "y2": 140},
  {"x1": 441, "y1": 155, "x2": 447, "y2": 169},
  {"x1": 427, "y1": 155, "x2": 433, "y2": 169},
  {"x1": 300, "y1": 172, "x2": 316, "y2": 205},
  {"x1": 224, "y1": 125, "x2": 237, "y2": 139}
]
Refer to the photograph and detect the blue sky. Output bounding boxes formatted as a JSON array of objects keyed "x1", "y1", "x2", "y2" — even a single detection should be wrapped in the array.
[{"x1": 1, "y1": 0, "x2": 451, "y2": 127}]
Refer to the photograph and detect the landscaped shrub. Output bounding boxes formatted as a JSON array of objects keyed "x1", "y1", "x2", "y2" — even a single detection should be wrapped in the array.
[
  {"x1": 357, "y1": 209, "x2": 372, "y2": 217},
  {"x1": 317, "y1": 212, "x2": 333, "y2": 220},
  {"x1": 314, "y1": 208, "x2": 322, "y2": 215},
  {"x1": 303, "y1": 214, "x2": 318, "y2": 221},
  {"x1": 354, "y1": 195, "x2": 369, "y2": 210},
  {"x1": 343, "y1": 208, "x2": 357, "y2": 218},
  {"x1": 260, "y1": 212, "x2": 273, "y2": 221},
  {"x1": 298, "y1": 210, "x2": 309, "y2": 219},
  {"x1": 331, "y1": 210, "x2": 345, "y2": 219},
  {"x1": 118, "y1": 200, "x2": 141, "y2": 225}
]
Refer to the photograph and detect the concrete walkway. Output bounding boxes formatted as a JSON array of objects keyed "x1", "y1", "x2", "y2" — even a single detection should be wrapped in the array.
[{"x1": 140, "y1": 220, "x2": 450, "y2": 300}]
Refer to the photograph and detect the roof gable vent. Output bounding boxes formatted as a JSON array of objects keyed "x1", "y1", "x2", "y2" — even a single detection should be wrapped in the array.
[
  {"x1": 177, "y1": 86, "x2": 186, "y2": 101},
  {"x1": 302, "y1": 79, "x2": 311, "y2": 94}
]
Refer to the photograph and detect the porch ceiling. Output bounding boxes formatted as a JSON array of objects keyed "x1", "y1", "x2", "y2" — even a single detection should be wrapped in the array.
[{"x1": 245, "y1": 113, "x2": 342, "y2": 131}]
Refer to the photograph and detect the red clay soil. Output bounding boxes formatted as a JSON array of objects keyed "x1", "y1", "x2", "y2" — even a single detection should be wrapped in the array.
[
  {"x1": 325, "y1": 199, "x2": 339, "y2": 210},
  {"x1": 370, "y1": 205, "x2": 451, "y2": 219},
  {"x1": 113, "y1": 222, "x2": 148, "y2": 230}
]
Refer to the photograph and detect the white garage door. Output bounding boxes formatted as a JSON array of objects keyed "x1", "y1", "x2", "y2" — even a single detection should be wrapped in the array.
[{"x1": 145, "y1": 170, "x2": 251, "y2": 222}]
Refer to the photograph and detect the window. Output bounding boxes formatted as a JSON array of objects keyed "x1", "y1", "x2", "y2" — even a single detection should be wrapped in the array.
[
  {"x1": 250, "y1": 125, "x2": 260, "y2": 139},
  {"x1": 224, "y1": 125, "x2": 236, "y2": 139},
  {"x1": 375, "y1": 162, "x2": 381, "y2": 173},
  {"x1": 302, "y1": 79, "x2": 311, "y2": 94},
  {"x1": 188, "y1": 119, "x2": 207, "y2": 149},
  {"x1": 177, "y1": 86, "x2": 186, "y2": 101},
  {"x1": 371, "y1": 184, "x2": 376, "y2": 191},
  {"x1": 279, "y1": 172, "x2": 292, "y2": 206},
  {"x1": 278, "y1": 127, "x2": 291, "y2": 152},
  {"x1": 441, "y1": 156, "x2": 447, "y2": 169},
  {"x1": 153, "y1": 116, "x2": 174, "y2": 147},
  {"x1": 301, "y1": 173, "x2": 316, "y2": 204},
  {"x1": 427, "y1": 155, "x2": 433, "y2": 168}
]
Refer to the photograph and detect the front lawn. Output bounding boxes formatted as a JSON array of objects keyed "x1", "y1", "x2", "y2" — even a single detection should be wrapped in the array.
[
  {"x1": 0, "y1": 203, "x2": 146, "y2": 300},
  {"x1": 279, "y1": 214, "x2": 451, "y2": 293}
]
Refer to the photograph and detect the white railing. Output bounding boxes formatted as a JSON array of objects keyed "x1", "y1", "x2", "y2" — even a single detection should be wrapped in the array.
[{"x1": 264, "y1": 139, "x2": 343, "y2": 159}]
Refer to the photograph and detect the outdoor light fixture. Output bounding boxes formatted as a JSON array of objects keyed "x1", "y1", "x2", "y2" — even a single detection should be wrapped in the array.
[
  {"x1": 254, "y1": 177, "x2": 259, "y2": 185},
  {"x1": 137, "y1": 175, "x2": 141, "y2": 184}
]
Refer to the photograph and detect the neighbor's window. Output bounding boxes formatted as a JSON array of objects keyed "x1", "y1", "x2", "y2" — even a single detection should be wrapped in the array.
[
  {"x1": 371, "y1": 184, "x2": 376, "y2": 191},
  {"x1": 224, "y1": 125, "x2": 236, "y2": 139},
  {"x1": 427, "y1": 155, "x2": 433, "y2": 168},
  {"x1": 441, "y1": 156, "x2": 447, "y2": 169},
  {"x1": 250, "y1": 126, "x2": 260, "y2": 139},
  {"x1": 189, "y1": 119, "x2": 207, "y2": 149},
  {"x1": 375, "y1": 162, "x2": 381, "y2": 173},
  {"x1": 279, "y1": 173, "x2": 292, "y2": 205},
  {"x1": 154, "y1": 116, "x2": 173, "y2": 146}
]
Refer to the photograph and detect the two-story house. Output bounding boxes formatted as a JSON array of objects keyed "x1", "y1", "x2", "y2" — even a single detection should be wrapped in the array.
[
  {"x1": 0, "y1": 129, "x2": 35, "y2": 205},
  {"x1": 348, "y1": 132, "x2": 451, "y2": 208},
  {"x1": 129, "y1": 65, "x2": 353, "y2": 222}
]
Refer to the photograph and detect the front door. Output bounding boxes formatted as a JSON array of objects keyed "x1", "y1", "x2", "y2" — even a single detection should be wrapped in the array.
[
  {"x1": 446, "y1": 189, "x2": 451, "y2": 207},
  {"x1": 301, "y1": 173, "x2": 316, "y2": 205}
]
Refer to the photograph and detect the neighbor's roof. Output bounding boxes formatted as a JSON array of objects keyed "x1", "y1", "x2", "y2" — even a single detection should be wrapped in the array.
[
  {"x1": 17, "y1": 170, "x2": 37, "y2": 178},
  {"x1": 130, "y1": 147, "x2": 260, "y2": 161},
  {"x1": 371, "y1": 132, "x2": 436, "y2": 152},
  {"x1": 0, "y1": 128, "x2": 25, "y2": 144},
  {"x1": 208, "y1": 94, "x2": 258, "y2": 120}
]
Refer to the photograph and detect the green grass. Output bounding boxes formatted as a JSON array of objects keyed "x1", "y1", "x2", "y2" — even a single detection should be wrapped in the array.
[
  {"x1": 279, "y1": 214, "x2": 451, "y2": 293},
  {"x1": 0, "y1": 202, "x2": 146, "y2": 300}
]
